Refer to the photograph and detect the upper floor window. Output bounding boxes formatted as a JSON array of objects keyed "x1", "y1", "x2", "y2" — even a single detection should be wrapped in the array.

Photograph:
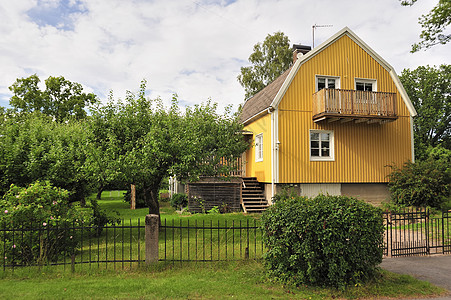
[
  {"x1": 355, "y1": 78, "x2": 377, "y2": 92},
  {"x1": 310, "y1": 130, "x2": 334, "y2": 161},
  {"x1": 255, "y1": 133, "x2": 263, "y2": 162},
  {"x1": 316, "y1": 76, "x2": 340, "y2": 91}
]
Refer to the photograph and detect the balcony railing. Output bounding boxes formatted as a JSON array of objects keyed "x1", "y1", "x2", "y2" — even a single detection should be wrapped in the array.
[{"x1": 312, "y1": 88, "x2": 398, "y2": 123}]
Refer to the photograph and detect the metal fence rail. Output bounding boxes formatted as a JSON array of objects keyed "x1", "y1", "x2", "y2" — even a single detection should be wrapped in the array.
[
  {"x1": 1, "y1": 220, "x2": 145, "y2": 271},
  {"x1": 159, "y1": 219, "x2": 264, "y2": 262},
  {"x1": 383, "y1": 208, "x2": 451, "y2": 257}
]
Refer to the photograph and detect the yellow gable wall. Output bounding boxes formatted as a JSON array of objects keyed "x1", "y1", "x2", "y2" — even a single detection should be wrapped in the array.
[
  {"x1": 278, "y1": 34, "x2": 412, "y2": 183},
  {"x1": 244, "y1": 113, "x2": 272, "y2": 182}
]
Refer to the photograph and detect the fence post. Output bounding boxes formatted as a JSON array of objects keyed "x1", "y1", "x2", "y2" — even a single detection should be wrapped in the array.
[{"x1": 145, "y1": 215, "x2": 159, "y2": 264}]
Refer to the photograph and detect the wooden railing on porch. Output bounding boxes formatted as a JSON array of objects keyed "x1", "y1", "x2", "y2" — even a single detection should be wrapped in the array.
[{"x1": 313, "y1": 88, "x2": 397, "y2": 122}]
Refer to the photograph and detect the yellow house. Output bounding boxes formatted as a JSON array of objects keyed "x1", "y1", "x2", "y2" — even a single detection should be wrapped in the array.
[{"x1": 240, "y1": 27, "x2": 416, "y2": 208}]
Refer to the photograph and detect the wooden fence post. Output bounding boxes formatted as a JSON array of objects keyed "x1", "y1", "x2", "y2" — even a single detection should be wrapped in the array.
[
  {"x1": 130, "y1": 184, "x2": 136, "y2": 210},
  {"x1": 145, "y1": 214, "x2": 159, "y2": 264}
]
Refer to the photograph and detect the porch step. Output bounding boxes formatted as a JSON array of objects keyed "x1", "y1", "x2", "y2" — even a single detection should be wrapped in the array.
[{"x1": 241, "y1": 177, "x2": 268, "y2": 213}]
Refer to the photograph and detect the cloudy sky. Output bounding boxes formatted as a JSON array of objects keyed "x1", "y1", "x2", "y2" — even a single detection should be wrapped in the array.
[{"x1": 0, "y1": 0, "x2": 449, "y2": 111}]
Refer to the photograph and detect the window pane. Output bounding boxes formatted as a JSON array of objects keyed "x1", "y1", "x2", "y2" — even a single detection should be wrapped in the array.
[
  {"x1": 311, "y1": 132, "x2": 319, "y2": 141},
  {"x1": 311, "y1": 148, "x2": 319, "y2": 157},
  {"x1": 321, "y1": 133, "x2": 330, "y2": 141},
  {"x1": 327, "y1": 79, "x2": 336, "y2": 89},
  {"x1": 364, "y1": 83, "x2": 373, "y2": 91},
  {"x1": 356, "y1": 82, "x2": 364, "y2": 91},
  {"x1": 321, "y1": 148, "x2": 330, "y2": 157},
  {"x1": 317, "y1": 78, "x2": 325, "y2": 90},
  {"x1": 311, "y1": 141, "x2": 319, "y2": 148}
]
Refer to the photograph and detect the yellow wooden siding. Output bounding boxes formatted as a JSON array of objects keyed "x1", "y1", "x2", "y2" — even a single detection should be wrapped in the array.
[
  {"x1": 278, "y1": 34, "x2": 412, "y2": 183},
  {"x1": 244, "y1": 113, "x2": 272, "y2": 182}
]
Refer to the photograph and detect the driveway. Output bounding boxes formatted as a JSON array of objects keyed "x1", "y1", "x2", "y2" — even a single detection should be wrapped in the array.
[{"x1": 380, "y1": 255, "x2": 451, "y2": 299}]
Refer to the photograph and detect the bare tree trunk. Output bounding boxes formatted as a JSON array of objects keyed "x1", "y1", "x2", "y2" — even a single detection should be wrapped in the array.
[
  {"x1": 96, "y1": 184, "x2": 104, "y2": 200},
  {"x1": 130, "y1": 184, "x2": 136, "y2": 210},
  {"x1": 144, "y1": 185, "x2": 160, "y2": 223}
]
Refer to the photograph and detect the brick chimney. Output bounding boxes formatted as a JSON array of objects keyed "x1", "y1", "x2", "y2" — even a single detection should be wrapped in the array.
[{"x1": 292, "y1": 44, "x2": 311, "y2": 63}]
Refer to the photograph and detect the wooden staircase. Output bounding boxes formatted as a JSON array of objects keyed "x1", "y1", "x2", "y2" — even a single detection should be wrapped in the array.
[{"x1": 241, "y1": 177, "x2": 269, "y2": 213}]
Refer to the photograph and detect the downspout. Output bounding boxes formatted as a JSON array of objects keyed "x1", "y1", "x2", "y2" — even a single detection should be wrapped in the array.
[
  {"x1": 271, "y1": 109, "x2": 275, "y2": 200},
  {"x1": 410, "y1": 115, "x2": 415, "y2": 163},
  {"x1": 270, "y1": 106, "x2": 279, "y2": 202}
]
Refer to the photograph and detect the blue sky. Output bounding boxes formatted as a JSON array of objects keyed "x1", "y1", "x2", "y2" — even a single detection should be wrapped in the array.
[{"x1": 0, "y1": 0, "x2": 449, "y2": 111}]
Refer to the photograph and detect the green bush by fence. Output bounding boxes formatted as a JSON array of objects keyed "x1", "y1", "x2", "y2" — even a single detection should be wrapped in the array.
[
  {"x1": 261, "y1": 193, "x2": 384, "y2": 289},
  {"x1": 0, "y1": 181, "x2": 93, "y2": 266}
]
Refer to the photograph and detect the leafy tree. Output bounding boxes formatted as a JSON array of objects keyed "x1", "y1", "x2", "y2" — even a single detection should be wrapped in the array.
[
  {"x1": 401, "y1": 0, "x2": 451, "y2": 51},
  {"x1": 0, "y1": 113, "x2": 92, "y2": 203},
  {"x1": 9, "y1": 74, "x2": 98, "y2": 122},
  {"x1": 388, "y1": 145, "x2": 450, "y2": 209},
  {"x1": 399, "y1": 64, "x2": 450, "y2": 159},
  {"x1": 89, "y1": 81, "x2": 249, "y2": 217},
  {"x1": 237, "y1": 31, "x2": 292, "y2": 99}
]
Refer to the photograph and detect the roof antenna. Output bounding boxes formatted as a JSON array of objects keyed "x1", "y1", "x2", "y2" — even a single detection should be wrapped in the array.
[{"x1": 312, "y1": 24, "x2": 333, "y2": 48}]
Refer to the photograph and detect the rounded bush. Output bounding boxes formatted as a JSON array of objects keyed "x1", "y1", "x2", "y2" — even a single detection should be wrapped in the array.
[
  {"x1": 0, "y1": 181, "x2": 93, "y2": 266},
  {"x1": 261, "y1": 194, "x2": 384, "y2": 289},
  {"x1": 170, "y1": 193, "x2": 188, "y2": 209}
]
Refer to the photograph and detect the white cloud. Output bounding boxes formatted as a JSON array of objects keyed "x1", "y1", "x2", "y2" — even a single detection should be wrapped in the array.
[{"x1": 0, "y1": 0, "x2": 449, "y2": 109}]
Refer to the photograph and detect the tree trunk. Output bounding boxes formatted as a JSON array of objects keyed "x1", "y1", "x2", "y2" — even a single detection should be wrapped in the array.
[
  {"x1": 144, "y1": 185, "x2": 160, "y2": 221},
  {"x1": 96, "y1": 184, "x2": 104, "y2": 200}
]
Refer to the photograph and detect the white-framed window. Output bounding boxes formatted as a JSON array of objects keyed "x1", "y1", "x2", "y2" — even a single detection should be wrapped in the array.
[
  {"x1": 355, "y1": 78, "x2": 377, "y2": 92},
  {"x1": 316, "y1": 75, "x2": 340, "y2": 91},
  {"x1": 310, "y1": 130, "x2": 334, "y2": 161},
  {"x1": 255, "y1": 133, "x2": 263, "y2": 162},
  {"x1": 355, "y1": 78, "x2": 377, "y2": 104}
]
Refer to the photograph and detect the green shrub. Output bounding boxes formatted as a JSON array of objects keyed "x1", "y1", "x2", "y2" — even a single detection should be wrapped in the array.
[
  {"x1": 388, "y1": 150, "x2": 450, "y2": 209},
  {"x1": 0, "y1": 181, "x2": 93, "y2": 266},
  {"x1": 170, "y1": 193, "x2": 188, "y2": 209},
  {"x1": 261, "y1": 194, "x2": 384, "y2": 289},
  {"x1": 89, "y1": 198, "x2": 121, "y2": 236}
]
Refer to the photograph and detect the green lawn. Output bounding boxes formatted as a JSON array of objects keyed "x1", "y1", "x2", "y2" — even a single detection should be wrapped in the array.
[{"x1": 0, "y1": 261, "x2": 446, "y2": 300}]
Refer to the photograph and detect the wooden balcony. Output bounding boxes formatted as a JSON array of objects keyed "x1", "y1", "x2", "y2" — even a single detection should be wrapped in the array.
[{"x1": 312, "y1": 88, "x2": 398, "y2": 124}]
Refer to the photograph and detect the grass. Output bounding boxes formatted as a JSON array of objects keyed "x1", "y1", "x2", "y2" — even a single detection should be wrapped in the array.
[
  {"x1": 95, "y1": 190, "x2": 260, "y2": 225},
  {"x1": 0, "y1": 261, "x2": 446, "y2": 300}
]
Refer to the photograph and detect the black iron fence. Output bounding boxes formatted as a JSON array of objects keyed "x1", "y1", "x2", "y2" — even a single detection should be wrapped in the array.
[
  {"x1": 383, "y1": 208, "x2": 451, "y2": 257},
  {"x1": 1, "y1": 220, "x2": 145, "y2": 271},
  {"x1": 3, "y1": 209, "x2": 449, "y2": 272},
  {"x1": 159, "y1": 219, "x2": 264, "y2": 262},
  {"x1": 1, "y1": 218, "x2": 264, "y2": 272}
]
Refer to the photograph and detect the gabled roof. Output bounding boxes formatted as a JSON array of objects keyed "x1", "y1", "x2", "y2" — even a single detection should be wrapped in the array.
[
  {"x1": 240, "y1": 27, "x2": 417, "y2": 125},
  {"x1": 239, "y1": 66, "x2": 292, "y2": 124}
]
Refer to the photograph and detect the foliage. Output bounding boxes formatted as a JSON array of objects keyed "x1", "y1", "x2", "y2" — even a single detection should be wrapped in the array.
[
  {"x1": 0, "y1": 113, "x2": 92, "y2": 203},
  {"x1": 0, "y1": 181, "x2": 92, "y2": 266},
  {"x1": 399, "y1": 64, "x2": 450, "y2": 159},
  {"x1": 207, "y1": 206, "x2": 220, "y2": 214},
  {"x1": 401, "y1": 0, "x2": 451, "y2": 51},
  {"x1": 89, "y1": 80, "x2": 249, "y2": 217},
  {"x1": 388, "y1": 146, "x2": 451, "y2": 209},
  {"x1": 237, "y1": 31, "x2": 292, "y2": 99},
  {"x1": 9, "y1": 74, "x2": 98, "y2": 122},
  {"x1": 170, "y1": 193, "x2": 188, "y2": 210},
  {"x1": 261, "y1": 194, "x2": 384, "y2": 289},
  {"x1": 89, "y1": 198, "x2": 121, "y2": 235}
]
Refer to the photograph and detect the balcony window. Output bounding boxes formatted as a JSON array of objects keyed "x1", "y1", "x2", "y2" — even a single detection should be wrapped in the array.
[
  {"x1": 355, "y1": 79, "x2": 377, "y2": 92},
  {"x1": 316, "y1": 76, "x2": 340, "y2": 91},
  {"x1": 310, "y1": 130, "x2": 334, "y2": 161}
]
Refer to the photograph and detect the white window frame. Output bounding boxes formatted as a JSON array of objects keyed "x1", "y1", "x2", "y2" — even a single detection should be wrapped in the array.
[
  {"x1": 255, "y1": 133, "x2": 263, "y2": 162},
  {"x1": 309, "y1": 130, "x2": 334, "y2": 161},
  {"x1": 315, "y1": 75, "x2": 341, "y2": 92},
  {"x1": 354, "y1": 78, "x2": 377, "y2": 92}
]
